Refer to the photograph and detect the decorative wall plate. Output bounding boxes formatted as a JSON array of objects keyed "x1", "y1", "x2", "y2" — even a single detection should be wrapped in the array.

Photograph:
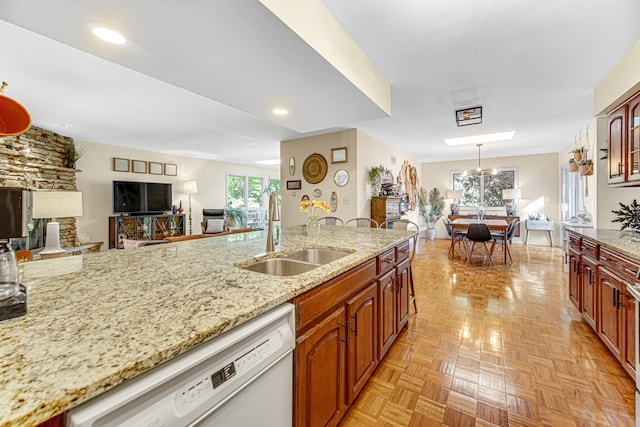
[
  {"x1": 334, "y1": 169, "x2": 349, "y2": 187},
  {"x1": 302, "y1": 153, "x2": 328, "y2": 184},
  {"x1": 313, "y1": 188, "x2": 322, "y2": 198},
  {"x1": 330, "y1": 191, "x2": 338, "y2": 212}
]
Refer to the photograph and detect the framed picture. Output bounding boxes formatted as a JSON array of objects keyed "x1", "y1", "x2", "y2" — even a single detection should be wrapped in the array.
[
  {"x1": 149, "y1": 162, "x2": 163, "y2": 175},
  {"x1": 331, "y1": 147, "x2": 347, "y2": 163},
  {"x1": 132, "y1": 160, "x2": 147, "y2": 174},
  {"x1": 113, "y1": 158, "x2": 130, "y2": 172},
  {"x1": 164, "y1": 163, "x2": 177, "y2": 176},
  {"x1": 286, "y1": 180, "x2": 302, "y2": 190}
]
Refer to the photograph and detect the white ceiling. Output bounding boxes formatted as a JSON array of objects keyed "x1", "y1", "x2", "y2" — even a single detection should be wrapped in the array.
[{"x1": 0, "y1": 0, "x2": 639, "y2": 167}]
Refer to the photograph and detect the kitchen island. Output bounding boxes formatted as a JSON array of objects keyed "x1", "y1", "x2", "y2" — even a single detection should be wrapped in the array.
[{"x1": 0, "y1": 225, "x2": 414, "y2": 427}]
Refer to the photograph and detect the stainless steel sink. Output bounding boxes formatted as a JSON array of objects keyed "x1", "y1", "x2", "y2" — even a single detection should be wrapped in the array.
[
  {"x1": 283, "y1": 248, "x2": 352, "y2": 265},
  {"x1": 239, "y1": 258, "x2": 319, "y2": 276},
  {"x1": 238, "y1": 248, "x2": 353, "y2": 276}
]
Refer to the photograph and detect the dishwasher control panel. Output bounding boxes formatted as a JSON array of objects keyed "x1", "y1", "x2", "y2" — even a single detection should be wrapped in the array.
[{"x1": 174, "y1": 326, "x2": 283, "y2": 416}]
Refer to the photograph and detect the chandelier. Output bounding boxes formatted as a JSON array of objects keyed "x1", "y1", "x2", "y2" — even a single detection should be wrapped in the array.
[{"x1": 462, "y1": 144, "x2": 497, "y2": 176}]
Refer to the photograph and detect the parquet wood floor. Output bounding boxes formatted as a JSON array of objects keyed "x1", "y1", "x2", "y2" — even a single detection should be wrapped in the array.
[{"x1": 340, "y1": 239, "x2": 636, "y2": 427}]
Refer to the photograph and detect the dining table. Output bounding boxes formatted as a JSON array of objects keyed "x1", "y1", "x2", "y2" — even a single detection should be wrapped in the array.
[{"x1": 450, "y1": 218, "x2": 510, "y2": 264}]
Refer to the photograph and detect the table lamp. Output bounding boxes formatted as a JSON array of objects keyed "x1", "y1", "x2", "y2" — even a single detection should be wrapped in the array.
[
  {"x1": 183, "y1": 180, "x2": 198, "y2": 235},
  {"x1": 31, "y1": 191, "x2": 83, "y2": 255},
  {"x1": 502, "y1": 188, "x2": 521, "y2": 216},
  {"x1": 446, "y1": 190, "x2": 462, "y2": 215}
]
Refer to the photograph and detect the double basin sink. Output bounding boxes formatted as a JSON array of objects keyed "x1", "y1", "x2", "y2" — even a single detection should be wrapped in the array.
[{"x1": 238, "y1": 248, "x2": 353, "y2": 276}]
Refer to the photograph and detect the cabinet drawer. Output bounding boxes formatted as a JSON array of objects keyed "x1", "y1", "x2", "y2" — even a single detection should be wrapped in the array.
[
  {"x1": 294, "y1": 259, "x2": 376, "y2": 333},
  {"x1": 580, "y1": 238, "x2": 598, "y2": 261},
  {"x1": 569, "y1": 233, "x2": 581, "y2": 252},
  {"x1": 395, "y1": 240, "x2": 411, "y2": 263},
  {"x1": 377, "y1": 248, "x2": 396, "y2": 275},
  {"x1": 600, "y1": 247, "x2": 640, "y2": 284}
]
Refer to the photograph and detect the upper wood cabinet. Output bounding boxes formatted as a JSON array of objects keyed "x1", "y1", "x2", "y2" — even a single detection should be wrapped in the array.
[
  {"x1": 606, "y1": 91, "x2": 640, "y2": 187},
  {"x1": 627, "y1": 93, "x2": 640, "y2": 182}
]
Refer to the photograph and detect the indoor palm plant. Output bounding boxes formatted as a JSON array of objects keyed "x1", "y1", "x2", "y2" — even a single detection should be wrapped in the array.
[{"x1": 224, "y1": 203, "x2": 247, "y2": 230}]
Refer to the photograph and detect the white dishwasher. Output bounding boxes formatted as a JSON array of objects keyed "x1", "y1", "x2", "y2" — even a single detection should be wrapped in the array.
[{"x1": 68, "y1": 303, "x2": 295, "y2": 427}]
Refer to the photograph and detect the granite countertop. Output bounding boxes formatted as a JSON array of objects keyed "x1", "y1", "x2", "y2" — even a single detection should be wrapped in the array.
[
  {"x1": 565, "y1": 227, "x2": 640, "y2": 261},
  {"x1": 0, "y1": 225, "x2": 414, "y2": 427}
]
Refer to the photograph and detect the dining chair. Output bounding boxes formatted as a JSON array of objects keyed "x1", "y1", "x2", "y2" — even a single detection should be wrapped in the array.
[
  {"x1": 441, "y1": 217, "x2": 467, "y2": 258},
  {"x1": 316, "y1": 216, "x2": 344, "y2": 227},
  {"x1": 345, "y1": 217, "x2": 378, "y2": 228},
  {"x1": 380, "y1": 219, "x2": 419, "y2": 313},
  {"x1": 465, "y1": 223, "x2": 496, "y2": 266},
  {"x1": 491, "y1": 220, "x2": 519, "y2": 264}
]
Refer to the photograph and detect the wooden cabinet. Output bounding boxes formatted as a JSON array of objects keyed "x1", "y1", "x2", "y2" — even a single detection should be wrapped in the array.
[
  {"x1": 628, "y1": 93, "x2": 640, "y2": 182},
  {"x1": 568, "y1": 248, "x2": 581, "y2": 311},
  {"x1": 606, "y1": 91, "x2": 640, "y2": 186},
  {"x1": 608, "y1": 103, "x2": 627, "y2": 184},
  {"x1": 581, "y1": 256, "x2": 597, "y2": 331},
  {"x1": 346, "y1": 283, "x2": 378, "y2": 402},
  {"x1": 295, "y1": 306, "x2": 348, "y2": 427},
  {"x1": 377, "y1": 269, "x2": 397, "y2": 359},
  {"x1": 108, "y1": 214, "x2": 185, "y2": 249},
  {"x1": 292, "y1": 240, "x2": 412, "y2": 427},
  {"x1": 598, "y1": 268, "x2": 623, "y2": 361},
  {"x1": 567, "y1": 231, "x2": 637, "y2": 379},
  {"x1": 371, "y1": 196, "x2": 401, "y2": 228}
]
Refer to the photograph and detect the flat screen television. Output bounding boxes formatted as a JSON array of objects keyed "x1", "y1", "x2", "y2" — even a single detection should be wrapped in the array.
[{"x1": 113, "y1": 181, "x2": 172, "y2": 214}]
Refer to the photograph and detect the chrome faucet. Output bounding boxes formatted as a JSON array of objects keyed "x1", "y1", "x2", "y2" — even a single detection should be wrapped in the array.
[{"x1": 266, "y1": 192, "x2": 280, "y2": 252}]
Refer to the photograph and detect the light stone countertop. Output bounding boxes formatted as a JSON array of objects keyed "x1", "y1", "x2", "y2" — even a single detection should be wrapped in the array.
[
  {"x1": 0, "y1": 225, "x2": 414, "y2": 427},
  {"x1": 565, "y1": 227, "x2": 640, "y2": 261}
]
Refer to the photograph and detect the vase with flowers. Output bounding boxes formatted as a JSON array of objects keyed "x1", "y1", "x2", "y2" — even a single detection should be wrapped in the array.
[{"x1": 300, "y1": 199, "x2": 330, "y2": 236}]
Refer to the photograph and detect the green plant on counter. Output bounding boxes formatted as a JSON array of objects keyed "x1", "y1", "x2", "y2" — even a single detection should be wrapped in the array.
[
  {"x1": 368, "y1": 164, "x2": 391, "y2": 197},
  {"x1": 612, "y1": 199, "x2": 640, "y2": 230}
]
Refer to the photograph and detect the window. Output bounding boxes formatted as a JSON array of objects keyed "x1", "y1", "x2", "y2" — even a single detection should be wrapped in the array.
[
  {"x1": 560, "y1": 165, "x2": 583, "y2": 222},
  {"x1": 226, "y1": 174, "x2": 280, "y2": 229},
  {"x1": 451, "y1": 168, "x2": 517, "y2": 208}
]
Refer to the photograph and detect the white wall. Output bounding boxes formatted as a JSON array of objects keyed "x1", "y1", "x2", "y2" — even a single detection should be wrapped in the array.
[
  {"x1": 75, "y1": 140, "x2": 277, "y2": 247},
  {"x1": 356, "y1": 130, "x2": 422, "y2": 225},
  {"x1": 280, "y1": 130, "x2": 358, "y2": 226},
  {"x1": 422, "y1": 152, "x2": 560, "y2": 245}
]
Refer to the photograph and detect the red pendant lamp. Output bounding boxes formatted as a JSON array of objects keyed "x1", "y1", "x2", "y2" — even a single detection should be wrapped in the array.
[{"x1": 0, "y1": 82, "x2": 32, "y2": 136}]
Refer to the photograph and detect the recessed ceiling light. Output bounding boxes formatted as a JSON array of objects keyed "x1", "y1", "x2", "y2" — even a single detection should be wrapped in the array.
[
  {"x1": 272, "y1": 108, "x2": 288, "y2": 115},
  {"x1": 255, "y1": 159, "x2": 281, "y2": 165},
  {"x1": 92, "y1": 27, "x2": 127, "y2": 45},
  {"x1": 444, "y1": 131, "x2": 515, "y2": 146}
]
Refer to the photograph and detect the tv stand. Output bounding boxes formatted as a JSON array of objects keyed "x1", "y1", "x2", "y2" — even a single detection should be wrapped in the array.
[{"x1": 109, "y1": 214, "x2": 185, "y2": 249}]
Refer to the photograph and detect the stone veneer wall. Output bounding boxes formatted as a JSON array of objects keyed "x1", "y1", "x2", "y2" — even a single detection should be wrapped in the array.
[{"x1": 0, "y1": 126, "x2": 79, "y2": 247}]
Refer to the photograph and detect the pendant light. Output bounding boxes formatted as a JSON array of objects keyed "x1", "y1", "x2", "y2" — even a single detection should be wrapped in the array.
[
  {"x1": 0, "y1": 82, "x2": 32, "y2": 136},
  {"x1": 463, "y1": 144, "x2": 497, "y2": 176}
]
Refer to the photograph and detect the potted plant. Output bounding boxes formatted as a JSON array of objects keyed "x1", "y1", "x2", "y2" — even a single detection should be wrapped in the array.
[
  {"x1": 224, "y1": 203, "x2": 247, "y2": 230},
  {"x1": 579, "y1": 159, "x2": 594, "y2": 176},
  {"x1": 64, "y1": 141, "x2": 85, "y2": 169},
  {"x1": 568, "y1": 158, "x2": 579, "y2": 172},
  {"x1": 418, "y1": 187, "x2": 444, "y2": 240},
  {"x1": 572, "y1": 148, "x2": 583, "y2": 162},
  {"x1": 368, "y1": 165, "x2": 391, "y2": 197},
  {"x1": 4, "y1": 140, "x2": 15, "y2": 150}
]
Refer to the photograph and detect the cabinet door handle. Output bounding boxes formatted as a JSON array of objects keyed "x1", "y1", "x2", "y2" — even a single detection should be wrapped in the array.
[
  {"x1": 601, "y1": 255, "x2": 608, "y2": 261},
  {"x1": 351, "y1": 314, "x2": 358, "y2": 336},
  {"x1": 588, "y1": 271, "x2": 592, "y2": 285},
  {"x1": 612, "y1": 287, "x2": 616, "y2": 307},
  {"x1": 341, "y1": 322, "x2": 348, "y2": 343},
  {"x1": 624, "y1": 267, "x2": 638, "y2": 277}
]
